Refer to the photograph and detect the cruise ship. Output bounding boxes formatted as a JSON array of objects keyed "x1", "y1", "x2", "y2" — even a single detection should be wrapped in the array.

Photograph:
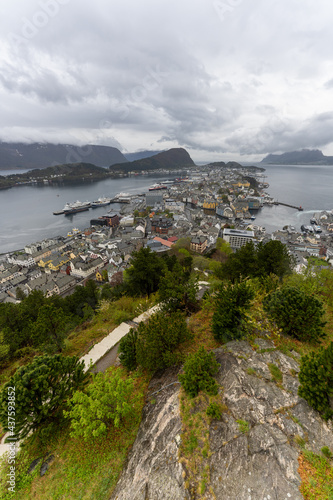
[
  {"x1": 91, "y1": 197, "x2": 111, "y2": 208},
  {"x1": 63, "y1": 200, "x2": 91, "y2": 215}
]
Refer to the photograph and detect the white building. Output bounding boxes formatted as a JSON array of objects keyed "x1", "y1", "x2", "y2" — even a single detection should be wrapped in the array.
[{"x1": 222, "y1": 228, "x2": 255, "y2": 250}]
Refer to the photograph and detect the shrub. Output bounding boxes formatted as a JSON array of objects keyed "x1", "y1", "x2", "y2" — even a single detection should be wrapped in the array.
[
  {"x1": 321, "y1": 446, "x2": 333, "y2": 459},
  {"x1": 179, "y1": 347, "x2": 220, "y2": 398},
  {"x1": 136, "y1": 311, "x2": 192, "y2": 372},
  {"x1": 0, "y1": 354, "x2": 88, "y2": 441},
  {"x1": 298, "y1": 342, "x2": 333, "y2": 420},
  {"x1": 263, "y1": 286, "x2": 326, "y2": 343},
  {"x1": 212, "y1": 281, "x2": 254, "y2": 343},
  {"x1": 65, "y1": 367, "x2": 141, "y2": 440},
  {"x1": 119, "y1": 328, "x2": 138, "y2": 371},
  {"x1": 206, "y1": 402, "x2": 223, "y2": 420}
]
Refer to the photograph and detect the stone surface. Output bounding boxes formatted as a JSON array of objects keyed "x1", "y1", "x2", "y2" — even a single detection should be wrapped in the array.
[
  {"x1": 110, "y1": 367, "x2": 189, "y2": 500},
  {"x1": 110, "y1": 340, "x2": 333, "y2": 500}
]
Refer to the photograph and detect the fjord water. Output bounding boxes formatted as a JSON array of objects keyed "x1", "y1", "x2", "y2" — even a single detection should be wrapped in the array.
[
  {"x1": 0, "y1": 164, "x2": 333, "y2": 253},
  {"x1": 253, "y1": 164, "x2": 333, "y2": 233},
  {"x1": 0, "y1": 174, "x2": 171, "y2": 253}
]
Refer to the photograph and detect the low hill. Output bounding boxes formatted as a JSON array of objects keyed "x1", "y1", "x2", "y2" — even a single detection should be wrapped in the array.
[
  {"x1": 261, "y1": 149, "x2": 333, "y2": 165},
  {"x1": 110, "y1": 147, "x2": 195, "y2": 172},
  {"x1": 0, "y1": 142, "x2": 128, "y2": 170}
]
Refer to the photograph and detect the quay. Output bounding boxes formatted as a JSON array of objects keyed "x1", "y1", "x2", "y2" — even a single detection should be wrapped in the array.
[
  {"x1": 109, "y1": 198, "x2": 130, "y2": 204},
  {"x1": 275, "y1": 201, "x2": 303, "y2": 211}
]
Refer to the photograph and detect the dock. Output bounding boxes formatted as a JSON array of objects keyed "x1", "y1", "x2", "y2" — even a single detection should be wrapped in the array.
[
  {"x1": 275, "y1": 201, "x2": 303, "y2": 211},
  {"x1": 109, "y1": 198, "x2": 130, "y2": 204}
]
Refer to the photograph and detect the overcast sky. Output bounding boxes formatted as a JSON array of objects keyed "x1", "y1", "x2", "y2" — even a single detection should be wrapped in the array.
[{"x1": 1, "y1": 0, "x2": 333, "y2": 162}]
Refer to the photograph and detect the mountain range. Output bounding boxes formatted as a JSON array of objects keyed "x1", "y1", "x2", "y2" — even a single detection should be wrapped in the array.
[
  {"x1": 0, "y1": 142, "x2": 128, "y2": 170},
  {"x1": 261, "y1": 149, "x2": 333, "y2": 165}
]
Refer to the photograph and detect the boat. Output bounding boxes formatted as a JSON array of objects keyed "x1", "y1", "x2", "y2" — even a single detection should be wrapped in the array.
[
  {"x1": 63, "y1": 200, "x2": 91, "y2": 215},
  {"x1": 314, "y1": 225, "x2": 322, "y2": 233},
  {"x1": 310, "y1": 217, "x2": 317, "y2": 224},
  {"x1": 91, "y1": 197, "x2": 111, "y2": 208},
  {"x1": 148, "y1": 184, "x2": 168, "y2": 191},
  {"x1": 67, "y1": 228, "x2": 81, "y2": 237},
  {"x1": 250, "y1": 215, "x2": 256, "y2": 220}
]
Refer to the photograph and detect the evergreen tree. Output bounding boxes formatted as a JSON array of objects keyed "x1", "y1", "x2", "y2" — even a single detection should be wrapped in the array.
[
  {"x1": 298, "y1": 342, "x2": 333, "y2": 420},
  {"x1": 125, "y1": 247, "x2": 166, "y2": 297},
  {"x1": 136, "y1": 311, "x2": 192, "y2": 371},
  {"x1": 0, "y1": 354, "x2": 88, "y2": 440},
  {"x1": 158, "y1": 261, "x2": 198, "y2": 314},
  {"x1": 179, "y1": 347, "x2": 220, "y2": 398},
  {"x1": 263, "y1": 286, "x2": 326, "y2": 343},
  {"x1": 212, "y1": 281, "x2": 254, "y2": 343},
  {"x1": 119, "y1": 328, "x2": 138, "y2": 371}
]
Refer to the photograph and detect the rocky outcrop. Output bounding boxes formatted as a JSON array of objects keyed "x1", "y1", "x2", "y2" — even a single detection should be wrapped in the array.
[{"x1": 110, "y1": 339, "x2": 333, "y2": 500}]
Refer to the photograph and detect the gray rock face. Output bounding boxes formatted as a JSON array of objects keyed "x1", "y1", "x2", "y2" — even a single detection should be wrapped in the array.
[
  {"x1": 111, "y1": 367, "x2": 189, "y2": 500},
  {"x1": 110, "y1": 340, "x2": 333, "y2": 500}
]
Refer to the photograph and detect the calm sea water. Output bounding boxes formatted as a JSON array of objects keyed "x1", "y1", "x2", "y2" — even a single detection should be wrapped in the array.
[
  {"x1": 0, "y1": 174, "x2": 174, "y2": 253},
  {"x1": 0, "y1": 164, "x2": 332, "y2": 253},
  {"x1": 252, "y1": 164, "x2": 333, "y2": 233}
]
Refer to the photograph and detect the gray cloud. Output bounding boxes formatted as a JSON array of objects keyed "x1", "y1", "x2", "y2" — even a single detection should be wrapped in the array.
[{"x1": 1, "y1": 0, "x2": 333, "y2": 161}]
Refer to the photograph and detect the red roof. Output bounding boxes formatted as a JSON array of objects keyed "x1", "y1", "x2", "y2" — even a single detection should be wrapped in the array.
[
  {"x1": 167, "y1": 236, "x2": 178, "y2": 242},
  {"x1": 153, "y1": 237, "x2": 174, "y2": 248}
]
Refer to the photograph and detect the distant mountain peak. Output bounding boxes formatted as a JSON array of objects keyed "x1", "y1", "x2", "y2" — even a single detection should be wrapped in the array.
[
  {"x1": 110, "y1": 147, "x2": 196, "y2": 172},
  {"x1": 261, "y1": 149, "x2": 333, "y2": 165}
]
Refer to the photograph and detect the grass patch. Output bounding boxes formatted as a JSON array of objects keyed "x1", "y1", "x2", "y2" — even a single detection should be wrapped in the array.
[
  {"x1": 64, "y1": 296, "x2": 154, "y2": 357},
  {"x1": 236, "y1": 419, "x2": 250, "y2": 434},
  {"x1": 268, "y1": 362, "x2": 283, "y2": 385},
  {"x1": 299, "y1": 450, "x2": 333, "y2": 499},
  {"x1": 0, "y1": 368, "x2": 149, "y2": 500}
]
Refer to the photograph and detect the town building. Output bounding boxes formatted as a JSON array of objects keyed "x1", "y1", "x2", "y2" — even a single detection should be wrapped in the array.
[{"x1": 222, "y1": 228, "x2": 255, "y2": 250}]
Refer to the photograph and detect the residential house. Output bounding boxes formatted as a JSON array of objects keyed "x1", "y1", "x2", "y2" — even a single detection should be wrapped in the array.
[
  {"x1": 190, "y1": 236, "x2": 208, "y2": 254},
  {"x1": 70, "y1": 257, "x2": 104, "y2": 279}
]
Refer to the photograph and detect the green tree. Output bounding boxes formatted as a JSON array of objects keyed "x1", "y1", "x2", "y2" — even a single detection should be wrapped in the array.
[
  {"x1": 65, "y1": 367, "x2": 141, "y2": 440},
  {"x1": 179, "y1": 347, "x2": 220, "y2": 398},
  {"x1": 298, "y1": 342, "x2": 333, "y2": 420},
  {"x1": 215, "y1": 237, "x2": 232, "y2": 255},
  {"x1": 212, "y1": 281, "x2": 254, "y2": 343},
  {"x1": 256, "y1": 240, "x2": 293, "y2": 280},
  {"x1": 219, "y1": 240, "x2": 293, "y2": 282},
  {"x1": 263, "y1": 286, "x2": 326, "y2": 343},
  {"x1": 219, "y1": 241, "x2": 258, "y2": 281},
  {"x1": 125, "y1": 247, "x2": 166, "y2": 297},
  {"x1": 119, "y1": 328, "x2": 138, "y2": 371},
  {"x1": 31, "y1": 303, "x2": 70, "y2": 352},
  {"x1": 158, "y1": 261, "x2": 198, "y2": 313},
  {"x1": 0, "y1": 332, "x2": 10, "y2": 364},
  {"x1": 136, "y1": 311, "x2": 192, "y2": 371},
  {"x1": 0, "y1": 354, "x2": 88, "y2": 441}
]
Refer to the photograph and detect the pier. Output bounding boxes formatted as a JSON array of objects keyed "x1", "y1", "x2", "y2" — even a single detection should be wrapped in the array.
[{"x1": 275, "y1": 201, "x2": 303, "y2": 211}]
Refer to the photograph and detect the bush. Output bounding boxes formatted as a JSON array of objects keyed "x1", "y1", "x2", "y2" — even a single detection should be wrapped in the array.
[
  {"x1": 212, "y1": 281, "x2": 254, "y2": 343},
  {"x1": 298, "y1": 342, "x2": 333, "y2": 420},
  {"x1": 136, "y1": 311, "x2": 192, "y2": 372},
  {"x1": 179, "y1": 347, "x2": 220, "y2": 398},
  {"x1": 0, "y1": 354, "x2": 88, "y2": 441},
  {"x1": 119, "y1": 328, "x2": 138, "y2": 371},
  {"x1": 65, "y1": 367, "x2": 141, "y2": 440},
  {"x1": 206, "y1": 402, "x2": 223, "y2": 420},
  {"x1": 263, "y1": 286, "x2": 326, "y2": 343}
]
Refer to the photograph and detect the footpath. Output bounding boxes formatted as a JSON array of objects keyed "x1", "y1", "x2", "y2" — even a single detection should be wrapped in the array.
[{"x1": 0, "y1": 303, "x2": 160, "y2": 460}]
